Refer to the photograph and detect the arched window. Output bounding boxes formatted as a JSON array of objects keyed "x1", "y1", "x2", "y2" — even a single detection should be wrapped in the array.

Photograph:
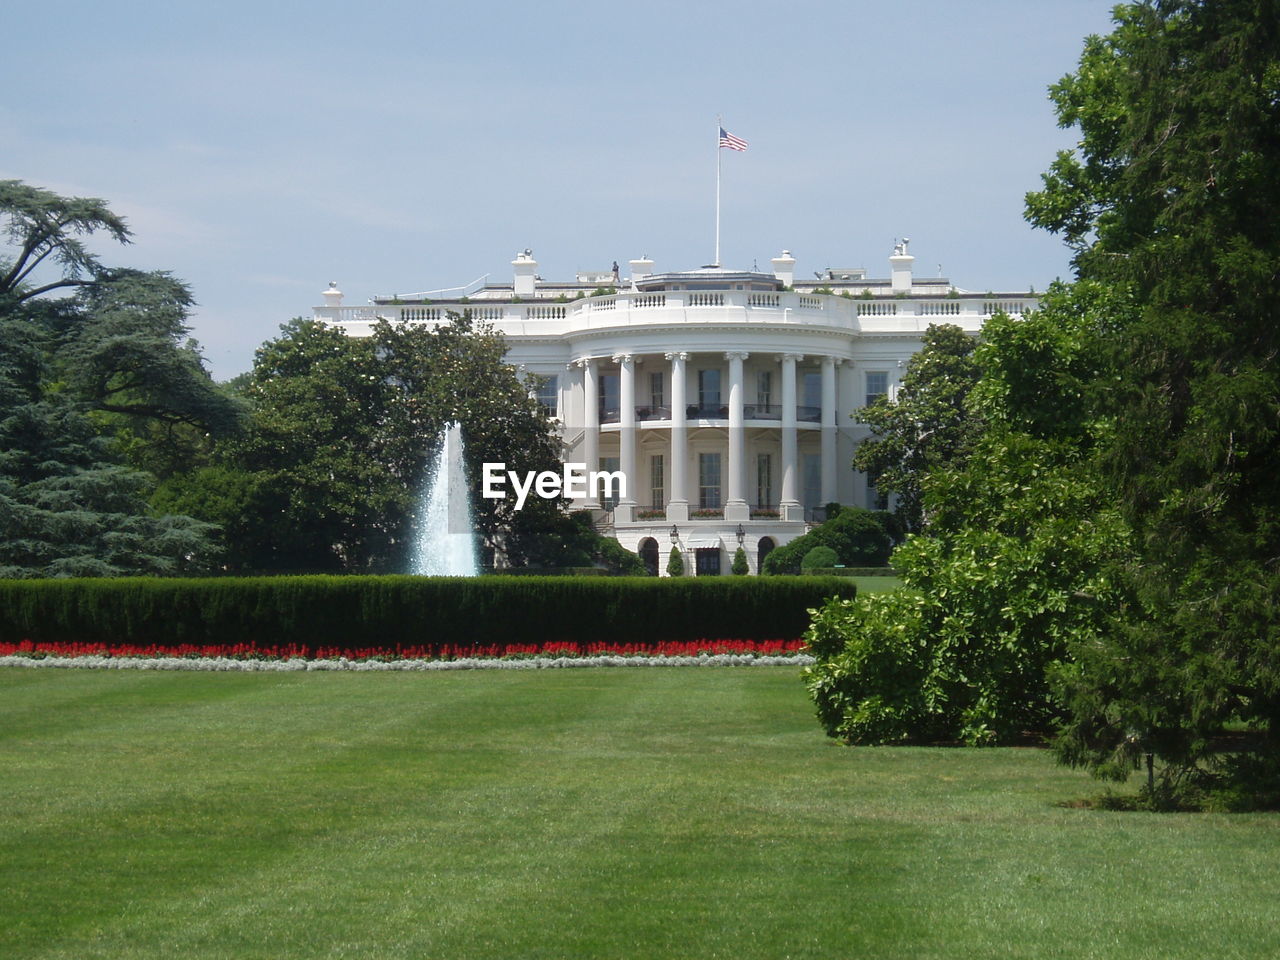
[
  {"x1": 757, "y1": 536, "x2": 776, "y2": 572},
  {"x1": 637, "y1": 537, "x2": 660, "y2": 577}
]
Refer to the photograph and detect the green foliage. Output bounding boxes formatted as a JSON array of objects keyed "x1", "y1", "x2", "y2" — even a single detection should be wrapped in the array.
[
  {"x1": 0, "y1": 181, "x2": 237, "y2": 577},
  {"x1": 0, "y1": 575, "x2": 856, "y2": 650},
  {"x1": 1026, "y1": 0, "x2": 1280, "y2": 799},
  {"x1": 853, "y1": 323, "x2": 982, "y2": 532},
  {"x1": 212, "y1": 314, "x2": 560, "y2": 573},
  {"x1": 805, "y1": 285, "x2": 1132, "y2": 745},
  {"x1": 667, "y1": 547, "x2": 684, "y2": 577},
  {"x1": 731, "y1": 546, "x2": 749, "y2": 576},
  {"x1": 800, "y1": 546, "x2": 838, "y2": 571},
  {"x1": 760, "y1": 507, "x2": 894, "y2": 575}
]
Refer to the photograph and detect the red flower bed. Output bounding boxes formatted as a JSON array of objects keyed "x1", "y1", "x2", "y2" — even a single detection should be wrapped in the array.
[{"x1": 0, "y1": 638, "x2": 805, "y2": 662}]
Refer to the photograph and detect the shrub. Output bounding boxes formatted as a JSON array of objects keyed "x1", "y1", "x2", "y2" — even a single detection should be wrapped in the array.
[
  {"x1": 761, "y1": 507, "x2": 893, "y2": 575},
  {"x1": 666, "y1": 548, "x2": 684, "y2": 577},
  {"x1": 731, "y1": 547, "x2": 749, "y2": 576},
  {"x1": 801, "y1": 546, "x2": 839, "y2": 571}
]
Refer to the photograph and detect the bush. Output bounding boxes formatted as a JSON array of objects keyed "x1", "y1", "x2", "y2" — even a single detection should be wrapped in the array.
[
  {"x1": 0, "y1": 575, "x2": 856, "y2": 653},
  {"x1": 761, "y1": 507, "x2": 894, "y2": 575},
  {"x1": 731, "y1": 547, "x2": 749, "y2": 576},
  {"x1": 667, "y1": 547, "x2": 684, "y2": 577},
  {"x1": 801, "y1": 546, "x2": 839, "y2": 570}
]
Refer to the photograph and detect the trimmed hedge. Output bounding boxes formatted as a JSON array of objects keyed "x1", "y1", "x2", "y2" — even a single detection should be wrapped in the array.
[{"x1": 0, "y1": 576, "x2": 855, "y2": 654}]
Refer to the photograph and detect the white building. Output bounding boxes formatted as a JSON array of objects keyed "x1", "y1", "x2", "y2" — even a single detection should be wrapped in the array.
[{"x1": 318, "y1": 243, "x2": 1035, "y2": 575}]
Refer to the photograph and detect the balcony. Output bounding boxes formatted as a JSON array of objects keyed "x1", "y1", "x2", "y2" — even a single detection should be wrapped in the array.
[
  {"x1": 599, "y1": 403, "x2": 825, "y2": 424},
  {"x1": 320, "y1": 289, "x2": 1036, "y2": 340}
]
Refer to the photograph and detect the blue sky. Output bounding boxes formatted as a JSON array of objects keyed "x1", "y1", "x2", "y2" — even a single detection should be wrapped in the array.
[{"x1": 3, "y1": 0, "x2": 1118, "y2": 379}]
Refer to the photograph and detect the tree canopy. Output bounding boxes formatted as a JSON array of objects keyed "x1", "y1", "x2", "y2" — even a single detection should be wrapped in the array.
[
  {"x1": 162, "y1": 313, "x2": 568, "y2": 573},
  {"x1": 1024, "y1": 0, "x2": 1280, "y2": 805},
  {"x1": 852, "y1": 323, "x2": 982, "y2": 533},
  {"x1": 0, "y1": 181, "x2": 240, "y2": 577}
]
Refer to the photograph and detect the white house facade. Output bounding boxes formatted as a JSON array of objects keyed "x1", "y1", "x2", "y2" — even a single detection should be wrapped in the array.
[{"x1": 317, "y1": 244, "x2": 1036, "y2": 575}]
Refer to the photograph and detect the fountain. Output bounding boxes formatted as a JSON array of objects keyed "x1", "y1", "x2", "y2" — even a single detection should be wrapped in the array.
[{"x1": 411, "y1": 422, "x2": 480, "y2": 576}]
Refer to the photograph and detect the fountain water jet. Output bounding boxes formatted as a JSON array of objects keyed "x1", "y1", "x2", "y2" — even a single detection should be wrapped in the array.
[{"x1": 411, "y1": 422, "x2": 480, "y2": 576}]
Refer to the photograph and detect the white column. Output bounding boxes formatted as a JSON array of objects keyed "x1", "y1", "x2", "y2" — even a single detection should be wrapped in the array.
[
  {"x1": 580, "y1": 358, "x2": 601, "y2": 509},
  {"x1": 725, "y1": 351, "x2": 749, "y2": 522},
  {"x1": 616, "y1": 353, "x2": 636, "y2": 522},
  {"x1": 780, "y1": 353, "x2": 802, "y2": 521},
  {"x1": 665, "y1": 352, "x2": 688, "y2": 522},
  {"x1": 821, "y1": 356, "x2": 837, "y2": 507}
]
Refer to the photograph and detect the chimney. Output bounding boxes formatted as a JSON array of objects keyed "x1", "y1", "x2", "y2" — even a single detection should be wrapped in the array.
[
  {"x1": 322, "y1": 282, "x2": 344, "y2": 308},
  {"x1": 513, "y1": 249, "x2": 537, "y2": 297},
  {"x1": 889, "y1": 238, "x2": 914, "y2": 293},
  {"x1": 629, "y1": 256, "x2": 654, "y2": 286},
  {"x1": 770, "y1": 250, "x2": 796, "y2": 288}
]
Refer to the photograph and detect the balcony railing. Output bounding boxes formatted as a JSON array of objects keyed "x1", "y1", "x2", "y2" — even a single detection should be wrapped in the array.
[
  {"x1": 319, "y1": 289, "x2": 1036, "y2": 337},
  {"x1": 600, "y1": 404, "x2": 826, "y2": 424}
]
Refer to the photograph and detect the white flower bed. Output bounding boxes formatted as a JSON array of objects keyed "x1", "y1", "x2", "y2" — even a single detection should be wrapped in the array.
[{"x1": 0, "y1": 653, "x2": 815, "y2": 672}]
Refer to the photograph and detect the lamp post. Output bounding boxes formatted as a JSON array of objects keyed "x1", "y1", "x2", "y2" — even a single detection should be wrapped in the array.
[
  {"x1": 670, "y1": 525, "x2": 679, "y2": 544},
  {"x1": 736, "y1": 524, "x2": 745, "y2": 544}
]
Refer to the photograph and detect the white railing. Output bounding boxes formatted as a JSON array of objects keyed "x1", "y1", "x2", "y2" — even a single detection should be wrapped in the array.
[
  {"x1": 319, "y1": 290, "x2": 1034, "y2": 337},
  {"x1": 983, "y1": 300, "x2": 1030, "y2": 315},
  {"x1": 857, "y1": 302, "x2": 898, "y2": 316},
  {"x1": 525, "y1": 305, "x2": 566, "y2": 319},
  {"x1": 917, "y1": 301, "x2": 961, "y2": 316}
]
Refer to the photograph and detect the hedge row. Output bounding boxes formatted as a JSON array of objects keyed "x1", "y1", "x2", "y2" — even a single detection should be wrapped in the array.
[{"x1": 0, "y1": 576, "x2": 856, "y2": 654}]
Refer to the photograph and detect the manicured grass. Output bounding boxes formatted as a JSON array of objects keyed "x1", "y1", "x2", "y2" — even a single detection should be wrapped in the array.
[
  {"x1": 852, "y1": 574, "x2": 905, "y2": 593},
  {"x1": 2, "y1": 668, "x2": 1278, "y2": 959}
]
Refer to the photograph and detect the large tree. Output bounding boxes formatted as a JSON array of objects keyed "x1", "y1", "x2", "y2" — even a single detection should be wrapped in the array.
[
  {"x1": 0, "y1": 181, "x2": 240, "y2": 577},
  {"x1": 1027, "y1": 0, "x2": 1280, "y2": 804},
  {"x1": 177, "y1": 314, "x2": 565, "y2": 573},
  {"x1": 852, "y1": 323, "x2": 982, "y2": 533},
  {"x1": 805, "y1": 285, "x2": 1129, "y2": 745}
]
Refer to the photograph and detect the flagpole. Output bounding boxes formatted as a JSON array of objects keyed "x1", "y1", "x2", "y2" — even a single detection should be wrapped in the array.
[{"x1": 715, "y1": 115, "x2": 721, "y2": 268}]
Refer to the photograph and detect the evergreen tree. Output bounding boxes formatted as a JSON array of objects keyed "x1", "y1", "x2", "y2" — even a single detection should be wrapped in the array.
[
  {"x1": 0, "y1": 181, "x2": 237, "y2": 577},
  {"x1": 1027, "y1": 0, "x2": 1280, "y2": 803},
  {"x1": 667, "y1": 547, "x2": 684, "y2": 577}
]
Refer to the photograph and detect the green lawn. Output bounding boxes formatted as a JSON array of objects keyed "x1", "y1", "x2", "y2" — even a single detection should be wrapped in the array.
[
  {"x1": 2, "y1": 668, "x2": 1277, "y2": 960},
  {"x1": 852, "y1": 574, "x2": 904, "y2": 593}
]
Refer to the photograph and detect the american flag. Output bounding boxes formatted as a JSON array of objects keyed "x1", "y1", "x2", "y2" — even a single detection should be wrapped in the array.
[{"x1": 719, "y1": 127, "x2": 748, "y2": 151}]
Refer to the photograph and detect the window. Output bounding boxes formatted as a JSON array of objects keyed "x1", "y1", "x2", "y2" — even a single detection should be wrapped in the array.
[
  {"x1": 698, "y1": 369, "x2": 721, "y2": 411},
  {"x1": 599, "y1": 373, "x2": 620, "y2": 422},
  {"x1": 802, "y1": 453, "x2": 822, "y2": 510},
  {"x1": 699, "y1": 453, "x2": 722, "y2": 509},
  {"x1": 756, "y1": 453, "x2": 772, "y2": 508},
  {"x1": 695, "y1": 548, "x2": 722, "y2": 576},
  {"x1": 800, "y1": 370, "x2": 822, "y2": 421},
  {"x1": 649, "y1": 371, "x2": 665, "y2": 411},
  {"x1": 802, "y1": 371, "x2": 822, "y2": 410},
  {"x1": 601, "y1": 456, "x2": 621, "y2": 510},
  {"x1": 865, "y1": 371, "x2": 888, "y2": 407},
  {"x1": 650, "y1": 454, "x2": 665, "y2": 509},
  {"x1": 757, "y1": 370, "x2": 772, "y2": 407},
  {"x1": 534, "y1": 374, "x2": 559, "y2": 417}
]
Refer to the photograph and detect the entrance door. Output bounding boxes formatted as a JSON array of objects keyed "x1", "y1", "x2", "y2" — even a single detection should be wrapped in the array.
[{"x1": 695, "y1": 548, "x2": 722, "y2": 576}]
